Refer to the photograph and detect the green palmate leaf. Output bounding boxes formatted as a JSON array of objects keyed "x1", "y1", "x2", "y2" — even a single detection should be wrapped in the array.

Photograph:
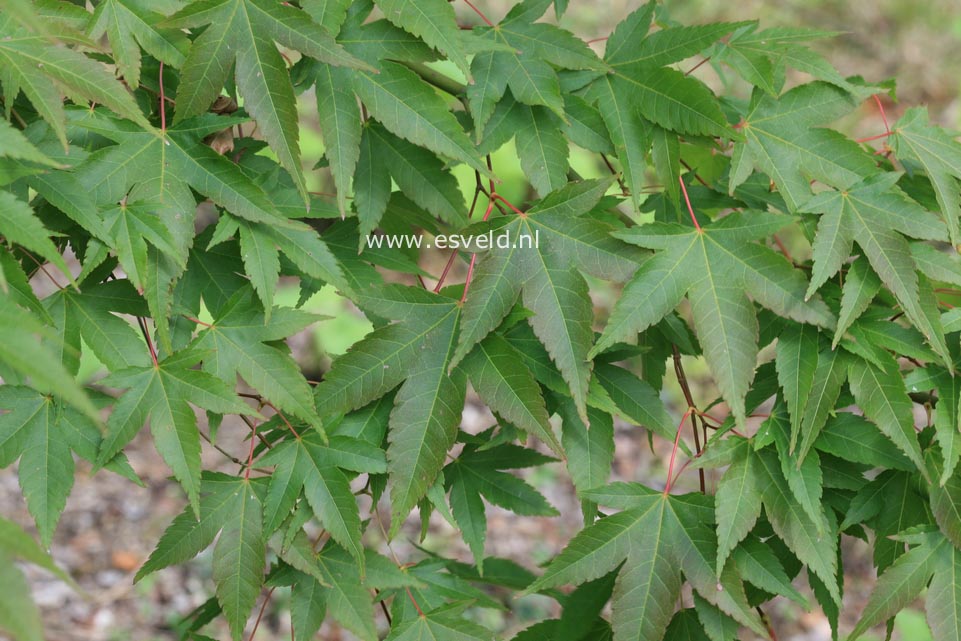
[
  {"x1": 385, "y1": 609, "x2": 494, "y2": 641},
  {"x1": 890, "y1": 106, "x2": 961, "y2": 244},
  {"x1": 352, "y1": 62, "x2": 489, "y2": 177},
  {"x1": 257, "y1": 431, "x2": 385, "y2": 563},
  {"x1": 446, "y1": 441, "x2": 557, "y2": 571},
  {"x1": 217, "y1": 213, "x2": 346, "y2": 311},
  {"x1": 135, "y1": 474, "x2": 242, "y2": 581},
  {"x1": 849, "y1": 531, "x2": 946, "y2": 640},
  {"x1": 468, "y1": 4, "x2": 606, "y2": 130},
  {"x1": 98, "y1": 348, "x2": 254, "y2": 516},
  {"x1": 594, "y1": 211, "x2": 834, "y2": 425},
  {"x1": 0, "y1": 14, "x2": 153, "y2": 147},
  {"x1": 6, "y1": 1, "x2": 961, "y2": 639},
  {"x1": 167, "y1": 0, "x2": 371, "y2": 201},
  {"x1": 314, "y1": 286, "x2": 465, "y2": 531},
  {"x1": 212, "y1": 480, "x2": 265, "y2": 641},
  {"x1": 847, "y1": 353, "x2": 926, "y2": 476},
  {"x1": 599, "y1": 8, "x2": 739, "y2": 139},
  {"x1": 801, "y1": 173, "x2": 950, "y2": 365},
  {"x1": 455, "y1": 180, "x2": 636, "y2": 419},
  {"x1": 0, "y1": 295, "x2": 98, "y2": 419},
  {"x1": 713, "y1": 25, "x2": 850, "y2": 96},
  {"x1": 733, "y1": 81, "x2": 876, "y2": 211},
  {"x1": 88, "y1": 0, "x2": 189, "y2": 89},
  {"x1": 71, "y1": 117, "x2": 296, "y2": 232},
  {"x1": 190, "y1": 292, "x2": 323, "y2": 433},
  {"x1": 461, "y1": 333, "x2": 559, "y2": 453},
  {"x1": 313, "y1": 63, "x2": 361, "y2": 218},
  {"x1": 713, "y1": 440, "x2": 760, "y2": 575},
  {"x1": 0, "y1": 387, "x2": 76, "y2": 546},
  {"x1": 373, "y1": 0, "x2": 472, "y2": 79},
  {"x1": 526, "y1": 489, "x2": 766, "y2": 641},
  {"x1": 281, "y1": 542, "x2": 380, "y2": 641}
]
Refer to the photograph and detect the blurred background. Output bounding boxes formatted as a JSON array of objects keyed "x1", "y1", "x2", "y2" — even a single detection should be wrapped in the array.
[{"x1": 4, "y1": 1, "x2": 961, "y2": 640}]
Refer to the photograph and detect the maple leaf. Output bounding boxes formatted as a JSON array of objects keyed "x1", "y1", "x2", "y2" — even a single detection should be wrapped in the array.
[
  {"x1": 445, "y1": 440, "x2": 558, "y2": 572},
  {"x1": 312, "y1": 285, "x2": 465, "y2": 532},
  {"x1": 593, "y1": 210, "x2": 834, "y2": 425},
  {"x1": 165, "y1": 0, "x2": 372, "y2": 201},
  {"x1": 525, "y1": 485, "x2": 766, "y2": 641},
  {"x1": 467, "y1": 0, "x2": 607, "y2": 133},
  {"x1": 96, "y1": 348, "x2": 254, "y2": 516},
  {"x1": 257, "y1": 431, "x2": 386, "y2": 565},
  {"x1": 800, "y1": 172, "x2": 952, "y2": 366},
  {"x1": 189, "y1": 291, "x2": 324, "y2": 433},
  {"x1": 578, "y1": 4, "x2": 745, "y2": 208},
  {"x1": 88, "y1": 0, "x2": 189, "y2": 89},
  {"x1": 731, "y1": 81, "x2": 878, "y2": 211},
  {"x1": 454, "y1": 179, "x2": 643, "y2": 421},
  {"x1": 135, "y1": 473, "x2": 267, "y2": 640},
  {"x1": 0, "y1": 387, "x2": 136, "y2": 545},
  {"x1": 890, "y1": 107, "x2": 961, "y2": 244},
  {"x1": 711, "y1": 25, "x2": 851, "y2": 96},
  {"x1": 0, "y1": 13, "x2": 153, "y2": 148}
]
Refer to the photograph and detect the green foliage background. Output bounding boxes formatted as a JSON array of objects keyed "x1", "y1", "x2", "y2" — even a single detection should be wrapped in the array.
[{"x1": 2, "y1": 1, "x2": 961, "y2": 640}]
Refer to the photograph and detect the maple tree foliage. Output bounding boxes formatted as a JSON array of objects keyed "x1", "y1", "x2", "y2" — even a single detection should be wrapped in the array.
[{"x1": 2, "y1": 0, "x2": 961, "y2": 640}]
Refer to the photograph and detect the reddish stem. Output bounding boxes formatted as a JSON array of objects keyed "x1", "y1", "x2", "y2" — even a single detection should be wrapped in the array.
[
  {"x1": 873, "y1": 94, "x2": 891, "y2": 134},
  {"x1": 247, "y1": 587, "x2": 277, "y2": 641},
  {"x1": 182, "y1": 315, "x2": 213, "y2": 328},
  {"x1": 238, "y1": 394, "x2": 300, "y2": 438},
  {"x1": 856, "y1": 131, "x2": 893, "y2": 143},
  {"x1": 678, "y1": 176, "x2": 702, "y2": 232},
  {"x1": 462, "y1": 0, "x2": 494, "y2": 26},
  {"x1": 435, "y1": 251, "x2": 459, "y2": 293},
  {"x1": 19, "y1": 250, "x2": 65, "y2": 290},
  {"x1": 405, "y1": 586, "x2": 425, "y2": 617},
  {"x1": 137, "y1": 317, "x2": 159, "y2": 367},
  {"x1": 664, "y1": 408, "x2": 693, "y2": 495},
  {"x1": 773, "y1": 234, "x2": 793, "y2": 263},
  {"x1": 244, "y1": 419, "x2": 259, "y2": 481},
  {"x1": 459, "y1": 200, "x2": 496, "y2": 303},
  {"x1": 492, "y1": 193, "x2": 525, "y2": 216},
  {"x1": 586, "y1": 36, "x2": 609, "y2": 44},
  {"x1": 685, "y1": 57, "x2": 711, "y2": 76}
]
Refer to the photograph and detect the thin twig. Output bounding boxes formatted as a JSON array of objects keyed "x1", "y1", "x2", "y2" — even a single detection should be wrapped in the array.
[
  {"x1": 664, "y1": 408, "x2": 693, "y2": 495},
  {"x1": 685, "y1": 57, "x2": 711, "y2": 76},
  {"x1": 678, "y1": 176, "x2": 703, "y2": 232},
  {"x1": 136, "y1": 317, "x2": 159, "y2": 367},
  {"x1": 673, "y1": 346, "x2": 706, "y2": 492},
  {"x1": 462, "y1": 0, "x2": 494, "y2": 26},
  {"x1": 246, "y1": 587, "x2": 277, "y2": 641}
]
